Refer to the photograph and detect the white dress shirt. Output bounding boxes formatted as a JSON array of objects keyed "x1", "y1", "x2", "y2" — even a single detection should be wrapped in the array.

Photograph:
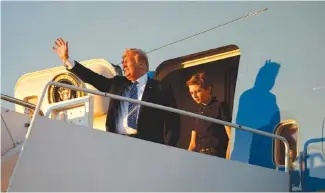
[
  {"x1": 116, "y1": 74, "x2": 147, "y2": 134},
  {"x1": 64, "y1": 59, "x2": 148, "y2": 135}
]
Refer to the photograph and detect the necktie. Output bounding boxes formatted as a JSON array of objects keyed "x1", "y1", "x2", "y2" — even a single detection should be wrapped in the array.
[{"x1": 127, "y1": 81, "x2": 139, "y2": 129}]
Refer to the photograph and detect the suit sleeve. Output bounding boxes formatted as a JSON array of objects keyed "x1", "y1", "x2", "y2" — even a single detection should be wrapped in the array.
[
  {"x1": 68, "y1": 60, "x2": 114, "y2": 92},
  {"x1": 161, "y1": 81, "x2": 180, "y2": 147}
]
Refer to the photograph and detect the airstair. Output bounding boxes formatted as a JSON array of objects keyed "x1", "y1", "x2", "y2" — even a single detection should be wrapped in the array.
[{"x1": 1, "y1": 81, "x2": 292, "y2": 192}]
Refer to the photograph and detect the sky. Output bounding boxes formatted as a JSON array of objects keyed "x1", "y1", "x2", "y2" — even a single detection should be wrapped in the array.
[
  {"x1": 2, "y1": 0, "x2": 325, "y2": 169},
  {"x1": 1, "y1": 1, "x2": 262, "y2": 110}
]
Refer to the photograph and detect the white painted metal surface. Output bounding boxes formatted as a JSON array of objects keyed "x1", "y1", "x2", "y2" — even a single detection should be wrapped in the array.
[
  {"x1": 1, "y1": 95, "x2": 95, "y2": 192},
  {"x1": 1, "y1": 115, "x2": 14, "y2": 155},
  {"x1": 7, "y1": 116, "x2": 290, "y2": 192},
  {"x1": 1, "y1": 108, "x2": 30, "y2": 155},
  {"x1": 45, "y1": 95, "x2": 94, "y2": 128},
  {"x1": 34, "y1": 81, "x2": 292, "y2": 172},
  {"x1": 14, "y1": 59, "x2": 117, "y2": 117},
  {"x1": 1, "y1": 108, "x2": 30, "y2": 192},
  {"x1": 1, "y1": 146, "x2": 21, "y2": 192}
]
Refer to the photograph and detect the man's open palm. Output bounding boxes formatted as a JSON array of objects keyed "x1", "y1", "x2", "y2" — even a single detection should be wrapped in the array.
[{"x1": 52, "y1": 38, "x2": 69, "y2": 62}]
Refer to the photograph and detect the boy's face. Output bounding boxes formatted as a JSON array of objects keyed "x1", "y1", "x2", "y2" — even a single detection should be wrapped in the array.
[{"x1": 188, "y1": 84, "x2": 211, "y2": 104}]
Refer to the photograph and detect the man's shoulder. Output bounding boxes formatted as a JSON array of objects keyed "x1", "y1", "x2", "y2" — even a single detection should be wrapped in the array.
[
  {"x1": 147, "y1": 77, "x2": 160, "y2": 84},
  {"x1": 112, "y1": 75, "x2": 129, "y2": 82},
  {"x1": 104, "y1": 75, "x2": 131, "y2": 90},
  {"x1": 147, "y1": 78, "x2": 167, "y2": 92},
  {"x1": 145, "y1": 77, "x2": 158, "y2": 85}
]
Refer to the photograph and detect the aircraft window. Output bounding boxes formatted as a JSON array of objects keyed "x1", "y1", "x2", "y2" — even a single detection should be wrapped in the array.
[{"x1": 273, "y1": 120, "x2": 299, "y2": 166}]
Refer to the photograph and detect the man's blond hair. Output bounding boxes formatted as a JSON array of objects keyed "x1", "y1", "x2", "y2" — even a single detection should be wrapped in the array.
[{"x1": 122, "y1": 48, "x2": 149, "y2": 70}]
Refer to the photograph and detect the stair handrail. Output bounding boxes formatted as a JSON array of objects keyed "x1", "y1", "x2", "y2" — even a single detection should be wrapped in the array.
[
  {"x1": 28, "y1": 81, "x2": 292, "y2": 190},
  {"x1": 1, "y1": 94, "x2": 44, "y2": 116}
]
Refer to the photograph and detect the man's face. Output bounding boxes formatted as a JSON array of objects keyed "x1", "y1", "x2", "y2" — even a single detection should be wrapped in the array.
[
  {"x1": 188, "y1": 84, "x2": 211, "y2": 104},
  {"x1": 122, "y1": 52, "x2": 143, "y2": 81}
]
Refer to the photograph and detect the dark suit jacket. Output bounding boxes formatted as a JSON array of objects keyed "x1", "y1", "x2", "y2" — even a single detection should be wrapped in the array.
[{"x1": 68, "y1": 61, "x2": 179, "y2": 146}]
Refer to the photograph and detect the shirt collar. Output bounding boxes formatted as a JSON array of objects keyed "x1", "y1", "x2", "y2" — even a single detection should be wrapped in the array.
[
  {"x1": 200, "y1": 97, "x2": 216, "y2": 109},
  {"x1": 132, "y1": 73, "x2": 148, "y2": 86}
]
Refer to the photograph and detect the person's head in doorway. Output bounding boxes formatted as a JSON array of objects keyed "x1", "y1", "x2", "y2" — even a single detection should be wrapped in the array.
[{"x1": 186, "y1": 72, "x2": 212, "y2": 105}]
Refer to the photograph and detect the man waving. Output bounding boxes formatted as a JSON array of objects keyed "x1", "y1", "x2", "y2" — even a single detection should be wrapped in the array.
[{"x1": 52, "y1": 38, "x2": 179, "y2": 146}]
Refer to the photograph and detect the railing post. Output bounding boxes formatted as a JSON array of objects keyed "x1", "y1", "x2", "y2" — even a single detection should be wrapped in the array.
[
  {"x1": 23, "y1": 81, "x2": 292, "y2": 191},
  {"x1": 1, "y1": 94, "x2": 44, "y2": 116}
]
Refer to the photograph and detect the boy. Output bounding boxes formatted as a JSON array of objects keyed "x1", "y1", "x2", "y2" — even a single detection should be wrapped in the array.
[{"x1": 187, "y1": 72, "x2": 231, "y2": 158}]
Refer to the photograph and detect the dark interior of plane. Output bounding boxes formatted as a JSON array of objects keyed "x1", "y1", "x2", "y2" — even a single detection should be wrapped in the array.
[{"x1": 156, "y1": 54, "x2": 240, "y2": 149}]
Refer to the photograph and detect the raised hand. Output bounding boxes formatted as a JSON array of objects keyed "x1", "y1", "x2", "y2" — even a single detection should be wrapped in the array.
[{"x1": 52, "y1": 38, "x2": 69, "y2": 62}]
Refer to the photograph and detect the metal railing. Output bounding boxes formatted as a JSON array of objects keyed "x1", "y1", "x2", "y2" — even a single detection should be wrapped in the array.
[
  {"x1": 27, "y1": 81, "x2": 292, "y2": 191},
  {"x1": 30, "y1": 81, "x2": 291, "y2": 171},
  {"x1": 44, "y1": 96, "x2": 92, "y2": 118},
  {"x1": 1, "y1": 94, "x2": 44, "y2": 116}
]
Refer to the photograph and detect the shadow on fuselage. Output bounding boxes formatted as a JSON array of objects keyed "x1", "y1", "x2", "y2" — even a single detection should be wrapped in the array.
[{"x1": 232, "y1": 60, "x2": 281, "y2": 169}]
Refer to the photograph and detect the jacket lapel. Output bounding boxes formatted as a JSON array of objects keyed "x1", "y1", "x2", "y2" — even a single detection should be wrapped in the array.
[
  {"x1": 138, "y1": 78, "x2": 154, "y2": 121},
  {"x1": 141, "y1": 78, "x2": 154, "y2": 102}
]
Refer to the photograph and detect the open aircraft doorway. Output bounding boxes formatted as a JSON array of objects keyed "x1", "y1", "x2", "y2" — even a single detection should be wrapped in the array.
[{"x1": 155, "y1": 45, "x2": 240, "y2": 150}]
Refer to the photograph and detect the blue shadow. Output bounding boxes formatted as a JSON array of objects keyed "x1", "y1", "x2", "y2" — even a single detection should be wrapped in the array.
[
  {"x1": 302, "y1": 137, "x2": 325, "y2": 191},
  {"x1": 147, "y1": 71, "x2": 155, "y2": 79},
  {"x1": 231, "y1": 60, "x2": 281, "y2": 169}
]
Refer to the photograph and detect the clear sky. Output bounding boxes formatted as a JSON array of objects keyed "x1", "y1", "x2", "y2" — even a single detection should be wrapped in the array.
[
  {"x1": 2, "y1": 1, "x2": 325, "y2": 179},
  {"x1": 1, "y1": 1, "x2": 257, "y2": 110}
]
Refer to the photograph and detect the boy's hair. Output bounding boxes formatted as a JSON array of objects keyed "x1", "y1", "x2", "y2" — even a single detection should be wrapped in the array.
[{"x1": 186, "y1": 72, "x2": 211, "y2": 89}]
